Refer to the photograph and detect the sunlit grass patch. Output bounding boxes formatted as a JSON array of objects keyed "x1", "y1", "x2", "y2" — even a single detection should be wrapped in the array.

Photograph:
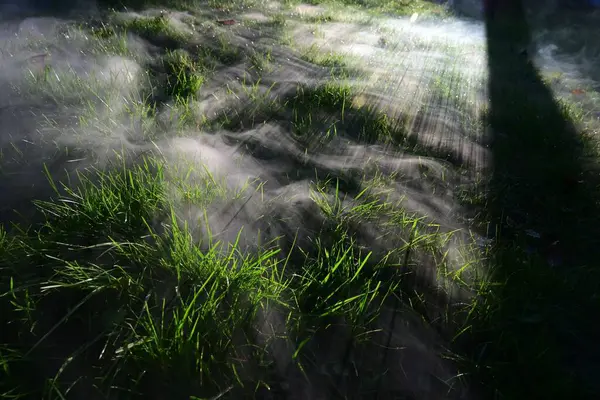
[
  {"x1": 289, "y1": 235, "x2": 393, "y2": 349},
  {"x1": 0, "y1": 157, "x2": 287, "y2": 397},
  {"x1": 112, "y1": 225, "x2": 286, "y2": 397},
  {"x1": 0, "y1": 152, "x2": 473, "y2": 397},
  {"x1": 121, "y1": 13, "x2": 191, "y2": 43},
  {"x1": 89, "y1": 27, "x2": 132, "y2": 56},
  {"x1": 288, "y1": 80, "x2": 413, "y2": 145},
  {"x1": 39, "y1": 160, "x2": 165, "y2": 233},
  {"x1": 300, "y1": 45, "x2": 347, "y2": 68},
  {"x1": 212, "y1": 73, "x2": 414, "y2": 147},
  {"x1": 163, "y1": 50, "x2": 206, "y2": 99},
  {"x1": 299, "y1": 45, "x2": 361, "y2": 78},
  {"x1": 293, "y1": 0, "x2": 451, "y2": 17},
  {"x1": 298, "y1": 12, "x2": 336, "y2": 24},
  {"x1": 166, "y1": 157, "x2": 260, "y2": 210},
  {"x1": 293, "y1": 79, "x2": 353, "y2": 113}
]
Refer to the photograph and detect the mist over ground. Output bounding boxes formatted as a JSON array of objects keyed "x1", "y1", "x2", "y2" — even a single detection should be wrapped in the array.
[{"x1": 0, "y1": 0, "x2": 599, "y2": 398}]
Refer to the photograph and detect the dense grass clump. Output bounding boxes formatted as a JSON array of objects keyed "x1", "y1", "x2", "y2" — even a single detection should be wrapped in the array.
[
  {"x1": 0, "y1": 160, "x2": 281, "y2": 398},
  {"x1": 163, "y1": 50, "x2": 206, "y2": 99},
  {"x1": 123, "y1": 14, "x2": 190, "y2": 44},
  {"x1": 0, "y1": 150, "x2": 457, "y2": 398}
]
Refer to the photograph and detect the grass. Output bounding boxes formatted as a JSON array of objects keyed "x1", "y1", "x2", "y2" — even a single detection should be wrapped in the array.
[
  {"x1": 163, "y1": 50, "x2": 206, "y2": 99},
  {"x1": 299, "y1": 45, "x2": 360, "y2": 78},
  {"x1": 121, "y1": 13, "x2": 191, "y2": 45},
  {"x1": 450, "y1": 10, "x2": 600, "y2": 399},
  {"x1": 0, "y1": 160, "x2": 284, "y2": 398},
  {"x1": 2, "y1": 0, "x2": 600, "y2": 399},
  {"x1": 214, "y1": 76, "x2": 411, "y2": 148},
  {"x1": 338, "y1": 0, "x2": 449, "y2": 16},
  {"x1": 0, "y1": 154, "x2": 453, "y2": 398},
  {"x1": 248, "y1": 48, "x2": 274, "y2": 75},
  {"x1": 285, "y1": 0, "x2": 450, "y2": 17}
]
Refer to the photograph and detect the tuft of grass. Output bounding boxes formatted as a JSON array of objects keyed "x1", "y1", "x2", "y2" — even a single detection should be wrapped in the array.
[
  {"x1": 269, "y1": 12, "x2": 288, "y2": 27},
  {"x1": 0, "y1": 157, "x2": 289, "y2": 398},
  {"x1": 211, "y1": 34, "x2": 243, "y2": 65},
  {"x1": 291, "y1": 235, "x2": 389, "y2": 337},
  {"x1": 248, "y1": 48, "x2": 274, "y2": 75},
  {"x1": 300, "y1": 46, "x2": 359, "y2": 78},
  {"x1": 122, "y1": 13, "x2": 189, "y2": 44},
  {"x1": 295, "y1": 0, "x2": 450, "y2": 17},
  {"x1": 300, "y1": 12, "x2": 335, "y2": 24},
  {"x1": 169, "y1": 160, "x2": 258, "y2": 209},
  {"x1": 118, "y1": 223, "x2": 286, "y2": 397},
  {"x1": 90, "y1": 23, "x2": 118, "y2": 40},
  {"x1": 36, "y1": 158, "x2": 168, "y2": 242},
  {"x1": 289, "y1": 81, "x2": 412, "y2": 145},
  {"x1": 163, "y1": 50, "x2": 206, "y2": 100},
  {"x1": 294, "y1": 80, "x2": 353, "y2": 113}
]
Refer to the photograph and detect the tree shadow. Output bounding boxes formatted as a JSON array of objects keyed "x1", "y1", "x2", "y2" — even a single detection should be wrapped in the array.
[{"x1": 460, "y1": 1, "x2": 600, "y2": 397}]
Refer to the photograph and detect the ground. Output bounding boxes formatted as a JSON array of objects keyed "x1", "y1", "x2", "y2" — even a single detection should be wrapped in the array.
[{"x1": 1, "y1": 0, "x2": 600, "y2": 399}]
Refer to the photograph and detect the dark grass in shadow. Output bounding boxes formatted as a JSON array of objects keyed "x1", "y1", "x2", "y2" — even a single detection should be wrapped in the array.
[
  {"x1": 535, "y1": 10, "x2": 600, "y2": 89},
  {"x1": 0, "y1": 0, "x2": 87, "y2": 20},
  {"x1": 458, "y1": 1, "x2": 600, "y2": 398}
]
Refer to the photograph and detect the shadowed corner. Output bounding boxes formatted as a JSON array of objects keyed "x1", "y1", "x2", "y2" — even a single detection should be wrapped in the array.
[
  {"x1": 0, "y1": 0, "x2": 94, "y2": 20},
  {"x1": 459, "y1": 0, "x2": 600, "y2": 397}
]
